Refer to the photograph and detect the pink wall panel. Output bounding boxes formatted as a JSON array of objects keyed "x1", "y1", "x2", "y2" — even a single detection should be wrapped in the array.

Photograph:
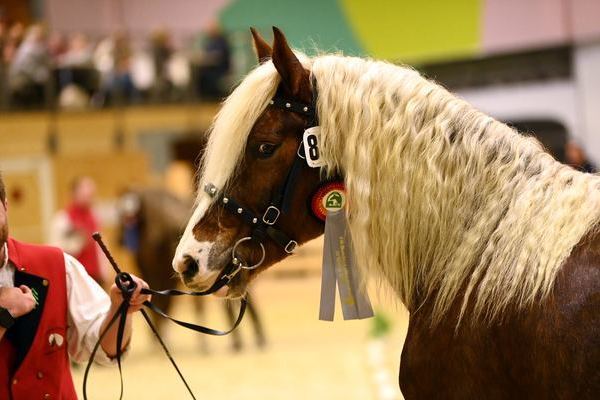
[
  {"x1": 45, "y1": 0, "x2": 230, "y2": 42},
  {"x1": 120, "y1": 0, "x2": 230, "y2": 40},
  {"x1": 482, "y1": 0, "x2": 569, "y2": 53},
  {"x1": 571, "y1": 0, "x2": 600, "y2": 41},
  {"x1": 45, "y1": 0, "x2": 116, "y2": 35}
]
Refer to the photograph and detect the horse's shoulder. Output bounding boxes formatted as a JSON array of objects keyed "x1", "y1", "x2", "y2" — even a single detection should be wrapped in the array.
[
  {"x1": 554, "y1": 230, "x2": 600, "y2": 312},
  {"x1": 531, "y1": 230, "x2": 600, "y2": 384}
]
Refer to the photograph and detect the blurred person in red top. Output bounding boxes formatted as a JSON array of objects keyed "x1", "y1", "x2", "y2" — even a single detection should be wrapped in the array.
[{"x1": 51, "y1": 176, "x2": 105, "y2": 285}]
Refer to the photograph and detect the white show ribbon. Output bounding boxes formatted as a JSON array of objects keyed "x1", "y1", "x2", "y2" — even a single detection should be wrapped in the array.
[{"x1": 319, "y1": 210, "x2": 374, "y2": 321}]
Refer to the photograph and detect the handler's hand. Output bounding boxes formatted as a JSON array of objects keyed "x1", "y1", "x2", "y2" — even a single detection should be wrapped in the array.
[
  {"x1": 108, "y1": 275, "x2": 151, "y2": 314},
  {"x1": 0, "y1": 286, "x2": 36, "y2": 318}
]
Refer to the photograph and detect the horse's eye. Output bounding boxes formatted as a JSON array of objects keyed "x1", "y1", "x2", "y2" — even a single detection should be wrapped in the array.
[{"x1": 258, "y1": 143, "x2": 277, "y2": 158}]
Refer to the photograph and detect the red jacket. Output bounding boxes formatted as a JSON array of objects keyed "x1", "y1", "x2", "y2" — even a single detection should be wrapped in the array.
[{"x1": 0, "y1": 238, "x2": 77, "y2": 400}]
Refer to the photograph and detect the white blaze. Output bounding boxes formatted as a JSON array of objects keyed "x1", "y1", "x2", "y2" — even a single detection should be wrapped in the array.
[{"x1": 172, "y1": 196, "x2": 212, "y2": 273}]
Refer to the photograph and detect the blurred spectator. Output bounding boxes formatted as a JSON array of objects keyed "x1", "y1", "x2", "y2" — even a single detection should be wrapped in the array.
[
  {"x1": 50, "y1": 177, "x2": 105, "y2": 286},
  {"x1": 56, "y1": 33, "x2": 96, "y2": 109},
  {"x1": 47, "y1": 31, "x2": 68, "y2": 64},
  {"x1": 58, "y1": 83, "x2": 89, "y2": 110},
  {"x1": 193, "y1": 21, "x2": 231, "y2": 99},
  {"x1": 129, "y1": 50, "x2": 155, "y2": 95},
  {"x1": 0, "y1": 17, "x2": 7, "y2": 61},
  {"x1": 0, "y1": 21, "x2": 235, "y2": 109},
  {"x1": 94, "y1": 32, "x2": 138, "y2": 105},
  {"x1": 565, "y1": 140, "x2": 596, "y2": 173},
  {"x1": 8, "y1": 24, "x2": 50, "y2": 108},
  {"x1": 150, "y1": 28, "x2": 173, "y2": 98},
  {"x1": 166, "y1": 51, "x2": 191, "y2": 95},
  {"x1": 59, "y1": 33, "x2": 93, "y2": 68},
  {"x1": 2, "y1": 22, "x2": 24, "y2": 65}
]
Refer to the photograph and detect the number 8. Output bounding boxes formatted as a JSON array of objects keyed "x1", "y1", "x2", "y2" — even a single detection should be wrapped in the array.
[{"x1": 307, "y1": 134, "x2": 319, "y2": 160}]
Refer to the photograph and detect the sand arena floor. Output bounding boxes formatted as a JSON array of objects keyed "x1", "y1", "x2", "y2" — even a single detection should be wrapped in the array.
[{"x1": 73, "y1": 242, "x2": 408, "y2": 400}]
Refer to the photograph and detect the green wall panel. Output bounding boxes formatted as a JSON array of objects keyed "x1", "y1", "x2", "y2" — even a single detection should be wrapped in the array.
[{"x1": 220, "y1": 0, "x2": 364, "y2": 56}]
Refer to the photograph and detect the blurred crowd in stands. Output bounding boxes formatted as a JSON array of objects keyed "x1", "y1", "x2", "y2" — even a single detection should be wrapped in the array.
[{"x1": 0, "y1": 19, "x2": 232, "y2": 110}]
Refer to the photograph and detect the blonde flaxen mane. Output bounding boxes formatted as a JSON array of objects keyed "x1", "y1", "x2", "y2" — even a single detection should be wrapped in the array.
[{"x1": 197, "y1": 53, "x2": 600, "y2": 324}]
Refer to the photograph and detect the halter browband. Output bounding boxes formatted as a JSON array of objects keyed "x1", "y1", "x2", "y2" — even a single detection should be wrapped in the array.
[
  {"x1": 204, "y1": 81, "x2": 319, "y2": 278},
  {"x1": 269, "y1": 96, "x2": 315, "y2": 118}
]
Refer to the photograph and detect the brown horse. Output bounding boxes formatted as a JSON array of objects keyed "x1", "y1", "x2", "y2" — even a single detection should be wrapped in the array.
[
  {"x1": 173, "y1": 28, "x2": 599, "y2": 398},
  {"x1": 117, "y1": 188, "x2": 266, "y2": 351}
]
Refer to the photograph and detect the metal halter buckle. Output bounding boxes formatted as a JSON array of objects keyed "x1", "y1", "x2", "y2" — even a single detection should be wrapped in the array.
[
  {"x1": 222, "y1": 264, "x2": 242, "y2": 282},
  {"x1": 262, "y1": 206, "x2": 280, "y2": 225},
  {"x1": 204, "y1": 183, "x2": 218, "y2": 197},
  {"x1": 284, "y1": 240, "x2": 298, "y2": 254},
  {"x1": 231, "y1": 237, "x2": 266, "y2": 271}
]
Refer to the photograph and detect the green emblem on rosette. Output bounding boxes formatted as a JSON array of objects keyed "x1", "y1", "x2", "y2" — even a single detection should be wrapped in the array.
[{"x1": 311, "y1": 181, "x2": 346, "y2": 221}]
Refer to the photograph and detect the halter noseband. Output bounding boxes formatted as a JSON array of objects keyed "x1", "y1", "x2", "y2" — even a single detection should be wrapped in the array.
[{"x1": 204, "y1": 82, "x2": 319, "y2": 281}]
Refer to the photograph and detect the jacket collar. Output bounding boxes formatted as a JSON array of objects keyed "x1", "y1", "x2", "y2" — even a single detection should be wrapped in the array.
[{"x1": 7, "y1": 237, "x2": 23, "y2": 268}]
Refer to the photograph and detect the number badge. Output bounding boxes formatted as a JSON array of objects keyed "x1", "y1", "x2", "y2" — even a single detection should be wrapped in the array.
[{"x1": 303, "y1": 127, "x2": 325, "y2": 168}]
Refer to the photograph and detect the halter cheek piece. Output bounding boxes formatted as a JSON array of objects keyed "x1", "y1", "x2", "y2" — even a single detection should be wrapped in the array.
[
  {"x1": 204, "y1": 81, "x2": 319, "y2": 280},
  {"x1": 84, "y1": 83, "x2": 319, "y2": 400}
]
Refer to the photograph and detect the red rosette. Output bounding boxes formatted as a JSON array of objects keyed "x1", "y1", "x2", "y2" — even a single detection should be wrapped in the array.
[{"x1": 311, "y1": 181, "x2": 346, "y2": 221}]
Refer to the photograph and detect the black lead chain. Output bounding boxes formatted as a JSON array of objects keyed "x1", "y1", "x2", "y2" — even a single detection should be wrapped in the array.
[{"x1": 83, "y1": 233, "x2": 246, "y2": 400}]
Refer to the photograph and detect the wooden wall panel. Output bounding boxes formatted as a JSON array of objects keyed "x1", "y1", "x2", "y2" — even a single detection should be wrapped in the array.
[
  {"x1": 0, "y1": 157, "x2": 54, "y2": 245},
  {"x1": 0, "y1": 113, "x2": 49, "y2": 157},
  {"x1": 55, "y1": 111, "x2": 116, "y2": 154},
  {"x1": 2, "y1": 170, "x2": 44, "y2": 243},
  {"x1": 52, "y1": 152, "x2": 149, "y2": 208}
]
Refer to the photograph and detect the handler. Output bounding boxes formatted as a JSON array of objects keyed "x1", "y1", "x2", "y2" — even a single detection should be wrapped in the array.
[{"x1": 0, "y1": 173, "x2": 150, "y2": 400}]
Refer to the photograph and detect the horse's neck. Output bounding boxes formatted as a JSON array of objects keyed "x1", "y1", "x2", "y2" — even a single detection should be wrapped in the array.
[
  {"x1": 314, "y1": 56, "x2": 600, "y2": 321},
  {"x1": 333, "y1": 69, "x2": 599, "y2": 321}
]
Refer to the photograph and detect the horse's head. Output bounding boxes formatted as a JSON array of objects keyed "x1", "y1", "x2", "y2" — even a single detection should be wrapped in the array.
[{"x1": 172, "y1": 28, "x2": 325, "y2": 297}]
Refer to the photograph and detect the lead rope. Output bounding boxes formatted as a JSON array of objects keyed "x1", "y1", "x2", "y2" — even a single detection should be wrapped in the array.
[{"x1": 83, "y1": 232, "x2": 246, "y2": 400}]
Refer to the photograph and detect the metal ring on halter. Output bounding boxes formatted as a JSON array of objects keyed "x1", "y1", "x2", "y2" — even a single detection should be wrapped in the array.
[
  {"x1": 231, "y1": 237, "x2": 266, "y2": 271},
  {"x1": 297, "y1": 143, "x2": 306, "y2": 159}
]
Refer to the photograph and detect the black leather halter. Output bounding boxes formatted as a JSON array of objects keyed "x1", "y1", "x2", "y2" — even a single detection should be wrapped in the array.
[{"x1": 203, "y1": 84, "x2": 319, "y2": 278}]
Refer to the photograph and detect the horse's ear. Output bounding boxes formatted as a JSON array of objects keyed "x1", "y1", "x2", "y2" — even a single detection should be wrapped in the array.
[
  {"x1": 271, "y1": 26, "x2": 310, "y2": 101},
  {"x1": 250, "y1": 27, "x2": 271, "y2": 63}
]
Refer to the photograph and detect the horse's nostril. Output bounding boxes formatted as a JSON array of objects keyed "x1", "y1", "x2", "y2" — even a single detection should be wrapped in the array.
[{"x1": 181, "y1": 255, "x2": 200, "y2": 280}]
